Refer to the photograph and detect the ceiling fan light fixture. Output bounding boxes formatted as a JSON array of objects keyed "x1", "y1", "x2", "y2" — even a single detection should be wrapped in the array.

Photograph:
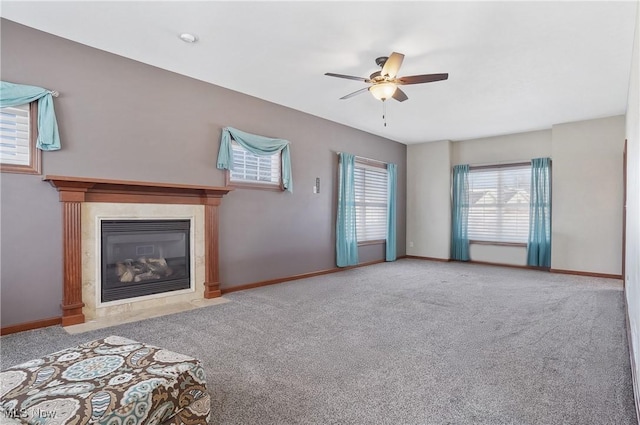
[{"x1": 369, "y1": 82, "x2": 397, "y2": 101}]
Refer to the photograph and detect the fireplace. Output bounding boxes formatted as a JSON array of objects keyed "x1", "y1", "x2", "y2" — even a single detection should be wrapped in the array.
[
  {"x1": 101, "y1": 219, "x2": 191, "y2": 302},
  {"x1": 45, "y1": 176, "x2": 232, "y2": 326}
]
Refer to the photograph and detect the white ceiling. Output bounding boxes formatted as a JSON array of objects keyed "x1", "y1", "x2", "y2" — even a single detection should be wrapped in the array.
[{"x1": 1, "y1": 1, "x2": 637, "y2": 144}]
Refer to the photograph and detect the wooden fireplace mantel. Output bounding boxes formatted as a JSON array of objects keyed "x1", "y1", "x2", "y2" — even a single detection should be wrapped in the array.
[
  {"x1": 45, "y1": 175, "x2": 233, "y2": 205},
  {"x1": 44, "y1": 175, "x2": 233, "y2": 326}
]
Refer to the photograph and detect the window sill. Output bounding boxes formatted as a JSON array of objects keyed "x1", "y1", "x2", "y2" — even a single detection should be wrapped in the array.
[
  {"x1": 227, "y1": 182, "x2": 284, "y2": 192},
  {"x1": 225, "y1": 170, "x2": 284, "y2": 192},
  {"x1": 357, "y1": 239, "x2": 386, "y2": 247},
  {"x1": 0, "y1": 163, "x2": 42, "y2": 175},
  {"x1": 470, "y1": 240, "x2": 527, "y2": 248}
]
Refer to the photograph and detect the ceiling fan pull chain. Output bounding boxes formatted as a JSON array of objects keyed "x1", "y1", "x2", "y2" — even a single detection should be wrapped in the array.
[{"x1": 383, "y1": 101, "x2": 387, "y2": 127}]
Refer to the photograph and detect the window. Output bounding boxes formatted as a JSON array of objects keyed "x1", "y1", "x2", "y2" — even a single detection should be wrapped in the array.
[
  {"x1": 0, "y1": 102, "x2": 40, "y2": 174},
  {"x1": 468, "y1": 164, "x2": 531, "y2": 244},
  {"x1": 355, "y1": 160, "x2": 388, "y2": 243},
  {"x1": 227, "y1": 140, "x2": 282, "y2": 190}
]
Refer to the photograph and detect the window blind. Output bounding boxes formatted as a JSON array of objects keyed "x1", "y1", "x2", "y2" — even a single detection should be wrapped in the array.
[
  {"x1": 468, "y1": 164, "x2": 531, "y2": 243},
  {"x1": 355, "y1": 162, "x2": 388, "y2": 242},
  {"x1": 0, "y1": 104, "x2": 30, "y2": 166},
  {"x1": 229, "y1": 140, "x2": 281, "y2": 185}
]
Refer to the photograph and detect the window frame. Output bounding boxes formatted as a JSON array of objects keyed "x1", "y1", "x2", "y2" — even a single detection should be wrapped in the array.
[
  {"x1": 225, "y1": 140, "x2": 284, "y2": 192},
  {"x1": 354, "y1": 157, "x2": 388, "y2": 246},
  {"x1": 467, "y1": 161, "x2": 531, "y2": 247},
  {"x1": 0, "y1": 102, "x2": 41, "y2": 175}
]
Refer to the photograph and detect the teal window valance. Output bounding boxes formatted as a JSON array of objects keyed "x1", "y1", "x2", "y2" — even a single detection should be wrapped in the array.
[
  {"x1": 0, "y1": 81, "x2": 61, "y2": 151},
  {"x1": 216, "y1": 127, "x2": 292, "y2": 192}
]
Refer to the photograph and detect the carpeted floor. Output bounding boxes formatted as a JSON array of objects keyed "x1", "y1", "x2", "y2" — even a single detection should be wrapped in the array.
[{"x1": 1, "y1": 259, "x2": 637, "y2": 424}]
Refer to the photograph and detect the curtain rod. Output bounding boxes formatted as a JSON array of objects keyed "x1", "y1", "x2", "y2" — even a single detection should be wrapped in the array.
[
  {"x1": 50, "y1": 91, "x2": 59, "y2": 97},
  {"x1": 336, "y1": 152, "x2": 386, "y2": 165},
  {"x1": 463, "y1": 158, "x2": 552, "y2": 170},
  {"x1": 469, "y1": 161, "x2": 531, "y2": 170}
]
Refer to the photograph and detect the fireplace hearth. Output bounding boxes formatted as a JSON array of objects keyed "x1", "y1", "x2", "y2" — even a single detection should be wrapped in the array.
[{"x1": 101, "y1": 219, "x2": 191, "y2": 302}]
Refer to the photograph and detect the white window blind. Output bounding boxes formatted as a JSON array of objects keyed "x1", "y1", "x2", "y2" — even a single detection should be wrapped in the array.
[
  {"x1": 0, "y1": 104, "x2": 30, "y2": 166},
  {"x1": 229, "y1": 140, "x2": 281, "y2": 186},
  {"x1": 355, "y1": 162, "x2": 388, "y2": 242},
  {"x1": 468, "y1": 165, "x2": 531, "y2": 243}
]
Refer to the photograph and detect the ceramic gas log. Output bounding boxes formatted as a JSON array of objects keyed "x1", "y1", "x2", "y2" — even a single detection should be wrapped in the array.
[{"x1": 116, "y1": 257, "x2": 174, "y2": 283}]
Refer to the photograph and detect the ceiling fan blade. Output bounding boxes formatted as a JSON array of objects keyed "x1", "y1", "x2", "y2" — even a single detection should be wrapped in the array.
[
  {"x1": 381, "y1": 52, "x2": 405, "y2": 78},
  {"x1": 340, "y1": 87, "x2": 370, "y2": 100},
  {"x1": 392, "y1": 88, "x2": 408, "y2": 102},
  {"x1": 325, "y1": 72, "x2": 370, "y2": 83},
  {"x1": 397, "y1": 73, "x2": 449, "y2": 85}
]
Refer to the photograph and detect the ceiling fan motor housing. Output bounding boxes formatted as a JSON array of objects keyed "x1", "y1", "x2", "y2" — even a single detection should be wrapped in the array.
[
  {"x1": 369, "y1": 70, "x2": 383, "y2": 81},
  {"x1": 375, "y1": 56, "x2": 389, "y2": 67}
]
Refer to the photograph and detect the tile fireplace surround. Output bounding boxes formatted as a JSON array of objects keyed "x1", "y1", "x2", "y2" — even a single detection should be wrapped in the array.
[{"x1": 45, "y1": 176, "x2": 233, "y2": 326}]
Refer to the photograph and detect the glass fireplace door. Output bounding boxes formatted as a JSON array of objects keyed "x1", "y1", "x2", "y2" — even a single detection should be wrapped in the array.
[{"x1": 101, "y1": 219, "x2": 191, "y2": 302}]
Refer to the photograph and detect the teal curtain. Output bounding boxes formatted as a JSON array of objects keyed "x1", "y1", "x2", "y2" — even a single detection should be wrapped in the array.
[
  {"x1": 451, "y1": 164, "x2": 470, "y2": 261},
  {"x1": 217, "y1": 127, "x2": 293, "y2": 192},
  {"x1": 336, "y1": 152, "x2": 358, "y2": 267},
  {"x1": 527, "y1": 157, "x2": 551, "y2": 267},
  {"x1": 0, "y1": 81, "x2": 61, "y2": 151},
  {"x1": 386, "y1": 163, "x2": 397, "y2": 261}
]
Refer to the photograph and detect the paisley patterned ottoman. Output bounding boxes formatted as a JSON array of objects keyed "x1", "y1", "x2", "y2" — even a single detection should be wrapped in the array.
[{"x1": 0, "y1": 336, "x2": 210, "y2": 425}]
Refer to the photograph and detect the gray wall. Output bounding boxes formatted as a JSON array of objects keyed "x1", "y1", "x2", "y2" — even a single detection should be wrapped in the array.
[
  {"x1": 624, "y1": 2, "x2": 640, "y2": 407},
  {"x1": 551, "y1": 116, "x2": 625, "y2": 275},
  {"x1": 406, "y1": 140, "x2": 452, "y2": 259},
  {"x1": 0, "y1": 20, "x2": 407, "y2": 326}
]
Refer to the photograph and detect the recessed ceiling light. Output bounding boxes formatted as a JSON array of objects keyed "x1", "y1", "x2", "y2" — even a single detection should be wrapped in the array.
[{"x1": 179, "y1": 33, "x2": 198, "y2": 43}]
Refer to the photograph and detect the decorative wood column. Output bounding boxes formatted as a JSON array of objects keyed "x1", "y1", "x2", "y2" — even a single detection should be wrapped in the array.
[
  {"x1": 56, "y1": 183, "x2": 92, "y2": 326},
  {"x1": 45, "y1": 176, "x2": 232, "y2": 326},
  {"x1": 61, "y1": 200, "x2": 84, "y2": 325},
  {"x1": 204, "y1": 197, "x2": 221, "y2": 298}
]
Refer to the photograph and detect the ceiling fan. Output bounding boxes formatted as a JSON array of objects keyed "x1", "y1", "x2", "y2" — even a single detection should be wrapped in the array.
[{"x1": 325, "y1": 52, "x2": 448, "y2": 102}]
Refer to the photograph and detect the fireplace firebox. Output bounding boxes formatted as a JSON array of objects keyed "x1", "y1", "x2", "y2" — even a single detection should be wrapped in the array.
[{"x1": 101, "y1": 219, "x2": 191, "y2": 302}]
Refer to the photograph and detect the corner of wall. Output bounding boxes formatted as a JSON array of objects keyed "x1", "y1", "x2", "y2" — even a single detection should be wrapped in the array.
[{"x1": 406, "y1": 140, "x2": 452, "y2": 259}]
